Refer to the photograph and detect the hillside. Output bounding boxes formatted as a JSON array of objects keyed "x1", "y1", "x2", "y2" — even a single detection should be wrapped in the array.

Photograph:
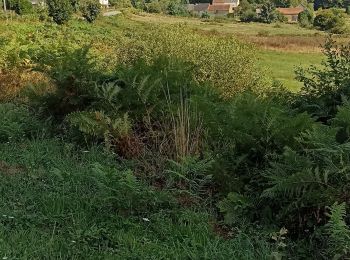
[{"x1": 1, "y1": 11, "x2": 350, "y2": 259}]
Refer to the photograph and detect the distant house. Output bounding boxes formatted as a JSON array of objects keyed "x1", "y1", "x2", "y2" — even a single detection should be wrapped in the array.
[
  {"x1": 187, "y1": 3, "x2": 210, "y2": 16},
  {"x1": 208, "y1": 0, "x2": 239, "y2": 16},
  {"x1": 276, "y1": 6, "x2": 304, "y2": 22},
  {"x1": 188, "y1": 0, "x2": 239, "y2": 17},
  {"x1": 208, "y1": 3, "x2": 234, "y2": 16},
  {"x1": 100, "y1": 0, "x2": 109, "y2": 6}
]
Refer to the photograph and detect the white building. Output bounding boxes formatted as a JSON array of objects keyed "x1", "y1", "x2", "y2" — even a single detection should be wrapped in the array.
[{"x1": 100, "y1": 0, "x2": 109, "y2": 6}]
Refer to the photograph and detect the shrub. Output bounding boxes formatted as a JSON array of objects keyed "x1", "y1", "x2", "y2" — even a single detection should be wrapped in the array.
[
  {"x1": 275, "y1": 10, "x2": 287, "y2": 23},
  {"x1": 298, "y1": 9, "x2": 314, "y2": 28},
  {"x1": 12, "y1": 0, "x2": 33, "y2": 15},
  {"x1": 259, "y1": 2, "x2": 277, "y2": 24},
  {"x1": 167, "y1": 2, "x2": 188, "y2": 16},
  {"x1": 295, "y1": 38, "x2": 350, "y2": 120},
  {"x1": 196, "y1": 92, "x2": 315, "y2": 193},
  {"x1": 47, "y1": 0, "x2": 73, "y2": 24},
  {"x1": 28, "y1": 46, "x2": 103, "y2": 118},
  {"x1": 346, "y1": 5, "x2": 350, "y2": 15},
  {"x1": 201, "y1": 11, "x2": 210, "y2": 19},
  {"x1": 313, "y1": 8, "x2": 346, "y2": 33},
  {"x1": 240, "y1": 9, "x2": 257, "y2": 22},
  {"x1": 145, "y1": 1, "x2": 162, "y2": 13},
  {"x1": 80, "y1": 0, "x2": 101, "y2": 23},
  {"x1": 117, "y1": 25, "x2": 266, "y2": 98}
]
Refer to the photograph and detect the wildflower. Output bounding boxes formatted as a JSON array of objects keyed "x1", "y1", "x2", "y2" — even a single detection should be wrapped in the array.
[{"x1": 142, "y1": 218, "x2": 150, "y2": 222}]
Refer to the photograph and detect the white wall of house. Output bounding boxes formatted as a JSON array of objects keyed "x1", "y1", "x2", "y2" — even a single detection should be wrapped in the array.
[{"x1": 100, "y1": 0, "x2": 109, "y2": 5}]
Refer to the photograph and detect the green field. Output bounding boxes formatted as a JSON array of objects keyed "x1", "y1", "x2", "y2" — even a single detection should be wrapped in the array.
[
  {"x1": 131, "y1": 13, "x2": 323, "y2": 36},
  {"x1": 258, "y1": 51, "x2": 324, "y2": 90},
  {"x1": 130, "y1": 13, "x2": 333, "y2": 90}
]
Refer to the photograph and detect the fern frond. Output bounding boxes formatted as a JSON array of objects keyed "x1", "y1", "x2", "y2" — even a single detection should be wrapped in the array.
[{"x1": 325, "y1": 202, "x2": 350, "y2": 258}]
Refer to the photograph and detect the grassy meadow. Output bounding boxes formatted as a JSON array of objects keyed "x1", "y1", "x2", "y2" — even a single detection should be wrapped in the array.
[
  {"x1": 130, "y1": 13, "x2": 347, "y2": 90},
  {"x1": 1, "y1": 10, "x2": 350, "y2": 259}
]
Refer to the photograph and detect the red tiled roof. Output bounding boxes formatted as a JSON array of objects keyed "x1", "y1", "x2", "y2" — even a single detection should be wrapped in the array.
[
  {"x1": 276, "y1": 7, "x2": 304, "y2": 15},
  {"x1": 208, "y1": 3, "x2": 232, "y2": 11}
]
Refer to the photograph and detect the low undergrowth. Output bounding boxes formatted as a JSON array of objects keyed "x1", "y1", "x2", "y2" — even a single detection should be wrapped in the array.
[{"x1": 1, "y1": 16, "x2": 350, "y2": 259}]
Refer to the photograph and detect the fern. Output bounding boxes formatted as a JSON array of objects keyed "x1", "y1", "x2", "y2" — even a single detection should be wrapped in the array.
[
  {"x1": 66, "y1": 111, "x2": 132, "y2": 149},
  {"x1": 325, "y1": 203, "x2": 350, "y2": 259}
]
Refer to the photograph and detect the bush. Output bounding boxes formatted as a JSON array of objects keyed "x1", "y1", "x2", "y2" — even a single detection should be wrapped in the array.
[
  {"x1": 80, "y1": 0, "x2": 101, "y2": 23},
  {"x1": 240, "y1": 9, "x2": 257, "y2": 22},
  {"x1": 295, "y1": 38, "x2": 350, "y2": 120},
  {"x1": 259, "y1": 2, "x2": 277, "y2": 23},
  {"x1": 196, "y1": 92, "x2": 315, "y2": 194},
  {"x1": 167, "y1": 2, "x2": 188, "y2": 16},
  {"x1": 275, "y1": 10, "x2": 287, "y2": 23},
  {"x1": 201, "y1": 11, "x2": 210, "y2": 19},
  {"x1": 12, "y1": 0, "x2": 33, "y2": 15},
  {"x1": 145, "y1": 1, "x2": 162, "y2": 13},
  {"x1": 313, "y1": 8, "x2": 346, "y2": 33},
  {"x1": 117, "y1": 25, "x2": 266, "y2": 98},
  {"x1": 47, "y1": 0, "x2": 73, "y2": 24},
  {"x1": 298, "y1": 9, "x2": 314, "y2": 28}
]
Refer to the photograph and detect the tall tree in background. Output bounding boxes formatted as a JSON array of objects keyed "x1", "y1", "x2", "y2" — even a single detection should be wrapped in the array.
[
  {"x1": 47, "y1": 0, "x2": 73, "y2": 24},
  {"x1": 260, "y1": 2, "x2": 277, "y2": 23}
]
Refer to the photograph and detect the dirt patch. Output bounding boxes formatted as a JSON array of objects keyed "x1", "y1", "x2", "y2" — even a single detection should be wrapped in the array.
[{"x1": 0, "y1": 161, "x2": 24, "y2": 175}]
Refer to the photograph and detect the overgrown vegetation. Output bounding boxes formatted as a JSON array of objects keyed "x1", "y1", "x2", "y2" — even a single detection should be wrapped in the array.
[{"x1": 1, "y1": 12, "x2": 350, "y2": 259}]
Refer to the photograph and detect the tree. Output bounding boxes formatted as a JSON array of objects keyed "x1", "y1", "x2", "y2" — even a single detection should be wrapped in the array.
[
  {"x1": 314, "y1": 0, "x2": 344, "y2": 9},
  {"x1": 80, "y1": 0, "x2": 101, "y2": 23},
  {"x1": 259, "y1": 2, "x2": 277, "y2": 23},
  {"x1": 313, "y1": 8, "x2": 346, "y2": 33},
  {"x1": 298, "y1": 8, "x2": 314, "y2": 27},
  {"x1": 47, "y1": 0, "x2": 73, "y2": 24},
  {"x1": 12, "y1": 0, "x2": 32, "y2": 15}
]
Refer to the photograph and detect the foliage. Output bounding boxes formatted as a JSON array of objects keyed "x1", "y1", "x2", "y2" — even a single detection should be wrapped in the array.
[
  {"x1": 314, "y1": 0, "x2": 347, "y2": 9},
  {"x1": 166, "y1": 1, "x2": 188, "y2": 16},
  {"x1": 275, "y1": 10, "x2": 287, "y2": 23},
  {"x1": 197, "y1": 92, "x2": 315, "y2": 194},
  {"x1": 324, "y1": 203, "x2": 350, "y2": 258},
  {"x1": 80, "y1": 0, "x2": 101, "y2": 23},
  {"x1": 118, "y1": 25, "x2": 265, "y2": 98},
  {"x1": 313, "y1": 8, "x2": 346, "y2": 33},
  {"x1": 201, "y1": 11, "x2": 210, "y2": 19},
  {"x1": 298, "y1": 9, "x2": 314, "y2": 28},
  {"x1": 47, "y1": 0, "x2": 73, "y2": 24},
  {"x1": 165, "y1": 157, "x2": 213, "y2": 198},
  {"x1": 295, "y1": 38, "x2": 350, "y2": 120},
  {"x1": 259, "y1": 2, "x2": 277, "y2": 24},
  {"x1": 28, "y1": 46, "x2": 102, "y2": 118},
  {"x1": 12, "y1": 0, "x2": 33, "y2": 15},
  {"x1": 145, "y1": 1, "x2": 162, "y2": 13},
  {"x1": 240, "y1": 9, "x2": 258, "y2": 22},
  {"x1": 5, "y1": 14, "x2": 350, "y2": 260},
  {"x1": 0, "y1": 103, "x2": 42, "y2": 142}
]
